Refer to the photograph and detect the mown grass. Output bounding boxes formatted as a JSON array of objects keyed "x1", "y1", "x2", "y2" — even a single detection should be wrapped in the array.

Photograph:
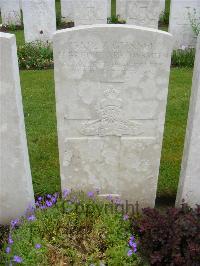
[{"x1": 20, "y1": 68, "x2": 193, "y2": 200}]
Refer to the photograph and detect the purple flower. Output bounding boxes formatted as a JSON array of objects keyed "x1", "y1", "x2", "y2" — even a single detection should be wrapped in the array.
[
  {"x1": 10, "y1": 218, "x2": 19, "y2": 229},
  {"x1": 6, "y1": 246, "x2": 11, "y2": 254},
  {"x1": 127, "y1": 249, "x2": 133, "y2": 256},
  {"x1": 87, "y1": 191, "x2": 94, "y2": 198},
  {"x1": 40, "y1": 205, "x2": 46, "y2": 210},
  {"x1": 46, "y1": 200, "x2": 53, "y2": 207},
  {"x1": 106, "y1": 194, "x2": 112, "y2": 201},
  {"x1": 47, "y1": 194, "x2": 52, "y2": 199},
  {"x1": 27, "y1": 215, "x2": 36, "y2": 221},
  {"x1": 130, "y1": 235, "x2": 135, "y2": 242},
  {"x1": 129, "y1": 240, "x2": 137, "y2": 248},
  {"x1": 63, "y1": 188, "x2": 71, "y2": 198},
  {"x1": 35, "y1": 244, "x2": 41, "y2": 249},
  {"x1": 37, "y1": 196, "x2": 43, "y2": 201},
  {"x1": 51, "y1": 196, "x2": 57, "y2": 204},
  {"x1": 123, "y1": 214, "x2": 129, "y2": 221},
  {"x1": 13, "y1": 256, "x2": 23, "y2": 263},
  {"x1": 8, "y1": 235, "x2": 14, "y2": 244}
]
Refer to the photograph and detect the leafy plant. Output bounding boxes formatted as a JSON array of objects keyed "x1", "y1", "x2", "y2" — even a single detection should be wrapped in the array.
[
  {"x1": 171, "y1": 48, "x2": 195, "y2": 68},
  {"x1": 133, "y1": 204, "x2": 200, "y2": 265},
  {"x1": 188, "y1": 8, "x2": 200, "y2": 37},
  {"x1": 107, "y1": 15, "x2": 126, "y2": 24},
  {"x1": 17, "y1": 42, "x2": 53, "y2": 70},
  {"x1": 1, "y1": 191, "x2": 143, "y2": 265}
]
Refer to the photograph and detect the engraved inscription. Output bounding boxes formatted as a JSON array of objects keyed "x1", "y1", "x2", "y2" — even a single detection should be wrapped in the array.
[{"x1": 81, "y1": 87, "x2": 142, "y2": 137}]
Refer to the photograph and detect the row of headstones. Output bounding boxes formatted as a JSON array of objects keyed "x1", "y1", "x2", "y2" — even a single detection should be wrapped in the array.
[
  {"x1": 1, "y1": 0, "x2": 199, "y2": 48},
  {"x1": 0, "y1": 26, "x2": 199, "y2": 224}
]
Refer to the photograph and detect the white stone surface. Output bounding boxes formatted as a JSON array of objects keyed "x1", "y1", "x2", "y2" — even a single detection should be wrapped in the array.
[
  {"x1": 169, "y1": 0, "x2": 200, "y2": 49},
  {"x1": 53, "y1": 25, "x2": 172, "y2": 208},
  {"x1": 61, "y1": 0, "x2": 111, "y2": 22},
  {"x1": 176, "y1": 35, "x2": 200, "y2": 207},
  {"x1": 116, "y1": 0, "x2": 127, "y2": 19},
  {"x1": 126, "y1": 0, "x2": 161, "y2": 28},
  {"x1": 61, "y1": 0, "x2": 74, "y2": 22},
  {"x1": 1, "y1": 0, "x2": 21, "y2": 25},
  {"x1": 73, "y1": 0, "x2": 108, "y2": 26},
  {"x1": 0, "y1": 33, "x2": 34, "y2": 224},
  {"x1": 22, "y1": 0, "x2": 56, "y2": 43},
  {"x1": 160, "y1": 0, "x2": 165, "y2": 14}
]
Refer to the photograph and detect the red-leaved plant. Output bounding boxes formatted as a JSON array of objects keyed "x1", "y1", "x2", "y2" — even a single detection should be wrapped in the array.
[{"x1": 133, "y1": 204, "x2": 200, "y2": 265}]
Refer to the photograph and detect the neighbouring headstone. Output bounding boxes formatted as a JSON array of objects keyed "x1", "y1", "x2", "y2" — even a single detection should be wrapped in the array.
[
  {"x1": 22, "y1": 0, "x2": 56, "y2": 43},
  {"x1": 73, "y1": 0, "x2": 108, "y2": 26},
  {"x1": 160, "y1": 0, "x2": 165, "y2": 14},
  {"x1": 116, "y1": 0, "x2": 127, "y2": 19},
  {"x1": 61, "y1": 0, "x2": 111, "y2": 23},
  {"x1": 0, "y1": 32, "x2": 34, "y2": 224},
  {"x1": 61, "y1": 0, "x2": 74, "y2": 22},
  {"x1": 53, "y1": 25, "x2": 172, "y2": 208},
  {"x1": 126, "y1": 0, "x2": 161, "y2": 28},
  {"x1": 176, "y1": 35, "x2": 200, "y2": 207},
  {"x1": 1, "y1": 0, "x2": 21, "y2": 26},
  {"x1": 169, "y1": 0, "x2": 200, "y2": 49}
]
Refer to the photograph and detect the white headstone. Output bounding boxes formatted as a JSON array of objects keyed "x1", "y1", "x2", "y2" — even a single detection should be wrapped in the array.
[
  {"x1": 160, "y1": 0, "x2": 165, "y2": 14},
  {"x1": 126, "y1": 0, "x2": 161, "y2": 28},
  {"x1": 176, "y1": 35, "x2": 200, "y2": 207},
  {"x1": 22, "y1": 0, "x2": 56, "y2": 43},
  {"x1": 116, "y1": 0, "x2": 127, "y2": 19},
  {"x1": 169, "y1": 0, "x2": 200, "y2": 49},
  {"x1": 73, "y1": 0, "x2": 108, "y2": 26},
  {"x1": 53, "y1": 25, "x2": 172, "y2": 208},
  {"x1": 0, "y1": 33, "x2": 34, "y2": 224},
  {"x1": 1, "y1": 0, "x2": 21, "y2": 26},
  {"x1": 61, "y1": 0, "x2": 74, "y2": 22}
]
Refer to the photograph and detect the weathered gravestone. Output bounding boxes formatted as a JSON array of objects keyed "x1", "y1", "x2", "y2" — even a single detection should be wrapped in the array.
[
  {"x1": 22, "y1": 0, "x2": 56, "y2": 43},
  {"x1": 61, "y1": 0, "x2": 111, "y2": 23},
  {"x1": 72, "y1": 0, "x2": 108, "y2": 26},
  {"x1": 176, "y1": 35, "x2": 200, "y2": 207},
  {"x1": 61, "y1": 0, "x2": 74, "y2": 22},
  {"x1": 1, "y1": 0, "x2": 21, "y2": 25},
  {"x1": 169, "y1": 0, "x2": 200, "y2": 49},
  {"x1": 0, "y1": 33, "x2": 34, "y2": 224},
  {"x1": 126, "y1": 0, "x2": 161, "y2": 28},
  {"x1": 116, "y1": 0, "x2": 127, "y2": 20},
  {"x1": 53, "y1": 25, "x2": 172, "y2": 208}
]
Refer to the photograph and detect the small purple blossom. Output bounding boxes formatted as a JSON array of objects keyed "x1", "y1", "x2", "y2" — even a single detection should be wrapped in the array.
[
  {"x1": 40, "y1": 205, "x2": 46, "y2": 210},
  {"x1": 123, "y1": 214, "x2": 129, "y2": 221},
  {"x1": 106, "y1": 194, "x2": 112, "y2": 201},
  {"x1": 37, "y1": 196, "x2": 43, "y2": 201},
  {"x1": 8, "y1": 235, "x2": 14, "y2": 245},
  {"x1": 6, "y1": 246, "x2": 11, "y2": 254},
  {"x1": 127, "y1": 249, "x2": 133, "y2": 256},
  {"x1": 35, "y1": 244, "x2": 41, "y2": 249},
  {"x1": 47, "y1": 194, "x2": 52, "y2": 199},
  {"x1": 46, "y1": 200, "x2": 53, "y2": 207},
  {"x1": 51, "y1": 196, "x2": 57, "y2": 204},
  {"x1": 13, "y1": 256, "x2": 23, "y2": 263},
  {"x1": 87, "y1": 191, "x2": 94, "y2": 198},
  {"x1": 10, "y1": 218, "x2": 19, "y2": 229},
  {"x1": 27, "y1": 215, "x2": 36, "y2": 221},
  {"x1": 63, "y1": 188, "x2": 71, "y2": 198}
]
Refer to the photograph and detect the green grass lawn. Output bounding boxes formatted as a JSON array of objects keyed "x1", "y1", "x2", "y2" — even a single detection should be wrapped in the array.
[{"x1": 20, "y1": 67, "x2": 193, "y2": 201}]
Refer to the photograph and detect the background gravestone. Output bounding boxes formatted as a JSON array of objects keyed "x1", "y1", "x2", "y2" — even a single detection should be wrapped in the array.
[
  {"x1": 72, "y1": 0, "x2": 108, "y2": 26},
  {"x1": 0, "y1": 33, "x2": 34, "y2": 224},
  {"x1": 126, "y1": 0, "x2": 161, "y2": 28},
  {"x1": 169, "y1": 0, "x2": 200, "y2": 49},
  {"x1": 22, "y1": 0, "x2": 56, "y2": 43},
  {"x1": 1, "y1": 0, "x2": 21, "y2": 26},
  {"x1": 176, "y1": 35, "x2": 200, "y2": 207},
  {"x1": 53, "y1": 25, "x2": 172, "y2": 208},
  {"x1": 61, "y1": 0, "x2": 111, "y2": 25}
]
